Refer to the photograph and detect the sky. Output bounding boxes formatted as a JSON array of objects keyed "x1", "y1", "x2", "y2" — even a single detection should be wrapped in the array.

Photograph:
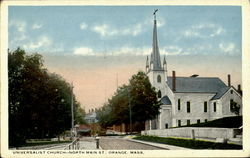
[{"x1": 8, "y1": 6, "x2": 242, "y2": 111}]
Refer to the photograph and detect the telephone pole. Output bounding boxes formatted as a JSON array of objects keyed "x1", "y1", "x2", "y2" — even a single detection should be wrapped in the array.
[
  {"x1": 127, "y1": 87, "x2": 132, "y2": 134},
  {"x1": 71, "y1": 82, "x2": 74, "y2": 138}
]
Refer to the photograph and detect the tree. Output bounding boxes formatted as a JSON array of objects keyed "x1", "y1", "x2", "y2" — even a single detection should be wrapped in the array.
[
  {"x1": 74, "y1": 101, "x2": 86, "y2": 124},
  {"x1": 8, "y1": 48, "x2": 85, "y2": 147},
  {"x1": 230, "y1": 100, "x2": 241, "y2": 116},
  {"x1": 8, "y1": 48, "x2": 27, "y2": 146},
  {"x1": 97, "y1": 71, "x2": 161, "y2": 130},
  {"x1": 128, "y1": 71, "x2": 161, "y2": 123},
  {"x1": 96, "y1": 103, "x2": 114, "y2": 128}
]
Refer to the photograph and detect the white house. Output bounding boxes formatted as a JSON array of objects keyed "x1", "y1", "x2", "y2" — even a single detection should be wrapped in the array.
[
  {"x1": 145, "y1": 12, "x2": 242, "y2": 130},
  {"x1": 84, "y1": 111, "x2": 98, "y2": 124}
]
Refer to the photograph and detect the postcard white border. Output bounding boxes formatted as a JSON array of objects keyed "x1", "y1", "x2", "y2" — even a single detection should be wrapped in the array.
[{"x1": 1, "y1": 0, "x2": 250, "y2": 157}]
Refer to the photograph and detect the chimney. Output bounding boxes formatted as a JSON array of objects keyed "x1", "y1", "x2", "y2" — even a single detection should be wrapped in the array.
[
  {"x1": 238, "y1": 84, "x2": 241, "y2": 91},
  {"x1": 172, "y1": 71, "x2": 176, "y2": 91},
  {"x1": 227, "y1": 74, "x2": 231, "y2": 87}
]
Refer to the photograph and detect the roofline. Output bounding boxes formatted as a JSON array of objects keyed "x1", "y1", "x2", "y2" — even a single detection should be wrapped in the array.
[
  {"x1": 231, "y1": 86, "x2": 242, "y2": 97},
  {"x1": 160, "y1": 95, "x2": 172, "y2": 105},
  {"x1": 173, "y1": 92, "x2": 217, "y2": 94},
  {"x1": 213, "y1": 88, "x2": 229, "y2": 100},
  {"x1": 218, "y1": 86, "x2": 242, "y2": 99},
  {"x1": 167, "y1": 76, "x2": 221, "y2": 79},
  {"x1": 210, "y1": 86, "x2": 241, "y2": 100}
]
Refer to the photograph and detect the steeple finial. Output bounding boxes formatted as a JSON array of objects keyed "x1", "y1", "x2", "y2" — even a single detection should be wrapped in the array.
[{"x1": 153, "y1": 9, "x2": 158, "y2": 20}]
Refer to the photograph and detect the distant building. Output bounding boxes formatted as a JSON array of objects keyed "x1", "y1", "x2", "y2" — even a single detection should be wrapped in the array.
[
  {"x1": 84, "y1": 111, "x2": 98, "y2": 124},
  {"x1": 76, "y1": 124, "x2": 91, "y2": 136},
  {"x1": 145, "y1": 11, "x2": 242, "y2": 130}
]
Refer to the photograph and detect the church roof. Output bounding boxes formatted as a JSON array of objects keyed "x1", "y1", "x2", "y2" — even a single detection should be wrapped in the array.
[
  {"x1": 161, "y1": 96, "x2": 172, "y2": 105},
  {"x1": 211, "y1": 86, "x2": 230, "y2": 100},
  {"x1": 167, "y1": 77, "x2": 229, "y2": 100}
]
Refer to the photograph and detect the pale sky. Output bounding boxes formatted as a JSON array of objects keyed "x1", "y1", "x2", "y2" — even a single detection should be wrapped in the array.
[{"x1": 8, "y1": 6, "x2": 242, "y2": 111}]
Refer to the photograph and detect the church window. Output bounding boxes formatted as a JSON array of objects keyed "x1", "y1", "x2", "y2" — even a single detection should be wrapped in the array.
[
  {"x1": 187, "y1": 101, "x2": 190, "y2": 113},
  {"x1": 165, "y1": 123, "x2": 168, "y2": 129},
  {"x1": 197, "y1": 119, "x2": 200, "y2": 124},
  {"x1": 204, "y1": 101, "x2": 207, "y2": 112},
  {"x1": 230, "y1": 90, "x2": 233, "y2": 94},
  {"x1": 157, "y1": 75, "x2": 161, "y2": 83},
  {"x1": 178, "y1": 120, "x2": 181, "y2": 127},
  {"x1": 214, "y1": 102, "x2": 216, "y2": 112},
  {"x1": 178, "y1": 99, "x2": 181, "y2": 110},
  {"x1": 158, "y1": 90, "x2": 162, "y2": 98},
  {"x1": 187, "y1": 120, "x2": 190, "y2": 126}
]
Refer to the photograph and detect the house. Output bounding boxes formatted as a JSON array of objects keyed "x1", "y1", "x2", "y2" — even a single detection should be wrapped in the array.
[
  {"x1": 84, "y1": 111, "x2": 98, "y2": 124},
  {"x1": 145, "y1": 11, "x2": 242, "y2": 130}
]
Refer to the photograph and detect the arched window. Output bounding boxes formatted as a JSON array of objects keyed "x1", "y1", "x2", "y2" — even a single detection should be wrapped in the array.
[
  {"x1": 157, "y1": 75, "x2": 161, "y2": 83},
  {"x1": 158, "y1": 90, "x2": 162, "y2": 98}
]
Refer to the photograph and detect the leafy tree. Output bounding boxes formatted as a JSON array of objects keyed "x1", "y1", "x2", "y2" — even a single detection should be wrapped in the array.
[
  {"x1": 230, "y1": 100, "x2": 241, "y2": 116},
  {"x1": 8, "y1": 48, "x2": 27, "y2": 146},
  {"x1": 129, "y1": 71, "x2": 161, "y2": 123},
  {"x1": 96, "y1": 103, "x2": 114, "y2": 127},
  {"x1": 74, "y1": 101, "x2": 86, "y2": 124},
  {"x1": 97, "y1": 71, "x2": 161, "y2": 131},
  {"x1": 8, "y1": 48, "x2": 85, "y2": 147}
]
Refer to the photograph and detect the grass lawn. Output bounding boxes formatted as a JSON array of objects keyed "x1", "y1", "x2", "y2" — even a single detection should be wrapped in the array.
[
  {"x1": 133, "y1": 135, "x2": 242, "y2": 149},
  {"x1": 180, "y1": 116, "x2": 242, "y2": 128}
]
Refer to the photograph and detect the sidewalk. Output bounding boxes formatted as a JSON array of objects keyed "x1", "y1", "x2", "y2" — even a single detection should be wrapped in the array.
[
  {"x1": 43, "y1": 140, "x2": 101, "y2": 150},
  {"x1": 43, "y1": 143, "x2": 69, "y2": 150},
  {"x1": 79, "y1": 140, "x2": 101, "y2": 150},
  {"x1": 127, "y1": 138, "x2": 190, "y2": 150},
  {"x1": 124, "y1": 136, "x2": 190, "y2": 150}
]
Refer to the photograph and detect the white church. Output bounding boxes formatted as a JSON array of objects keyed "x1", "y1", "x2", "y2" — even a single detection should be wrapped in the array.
[{"x1": 145, "y1": 11, "x2": 242, "y2": 130}]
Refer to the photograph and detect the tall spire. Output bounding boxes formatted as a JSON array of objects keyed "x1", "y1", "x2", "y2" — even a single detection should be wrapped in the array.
[{"x1": 151, "y1": 9, "x2": 162, "y2": 70}]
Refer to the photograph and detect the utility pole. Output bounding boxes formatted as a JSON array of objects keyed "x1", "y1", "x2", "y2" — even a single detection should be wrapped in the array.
[
  {"x1": 71, "y1": 82, "x2": 74, "y2": 139},
  {"x1": 127, "y1": 87, "x2": 132, "y2": 135}
]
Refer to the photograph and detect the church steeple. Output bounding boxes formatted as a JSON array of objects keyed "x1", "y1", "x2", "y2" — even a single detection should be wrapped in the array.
[
  {"x1": 150, "y1": 9, "x2": 162, "y2": 71},
  {"x1": 146, "y1": 9, "x2": 167, "y2": 104}
]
